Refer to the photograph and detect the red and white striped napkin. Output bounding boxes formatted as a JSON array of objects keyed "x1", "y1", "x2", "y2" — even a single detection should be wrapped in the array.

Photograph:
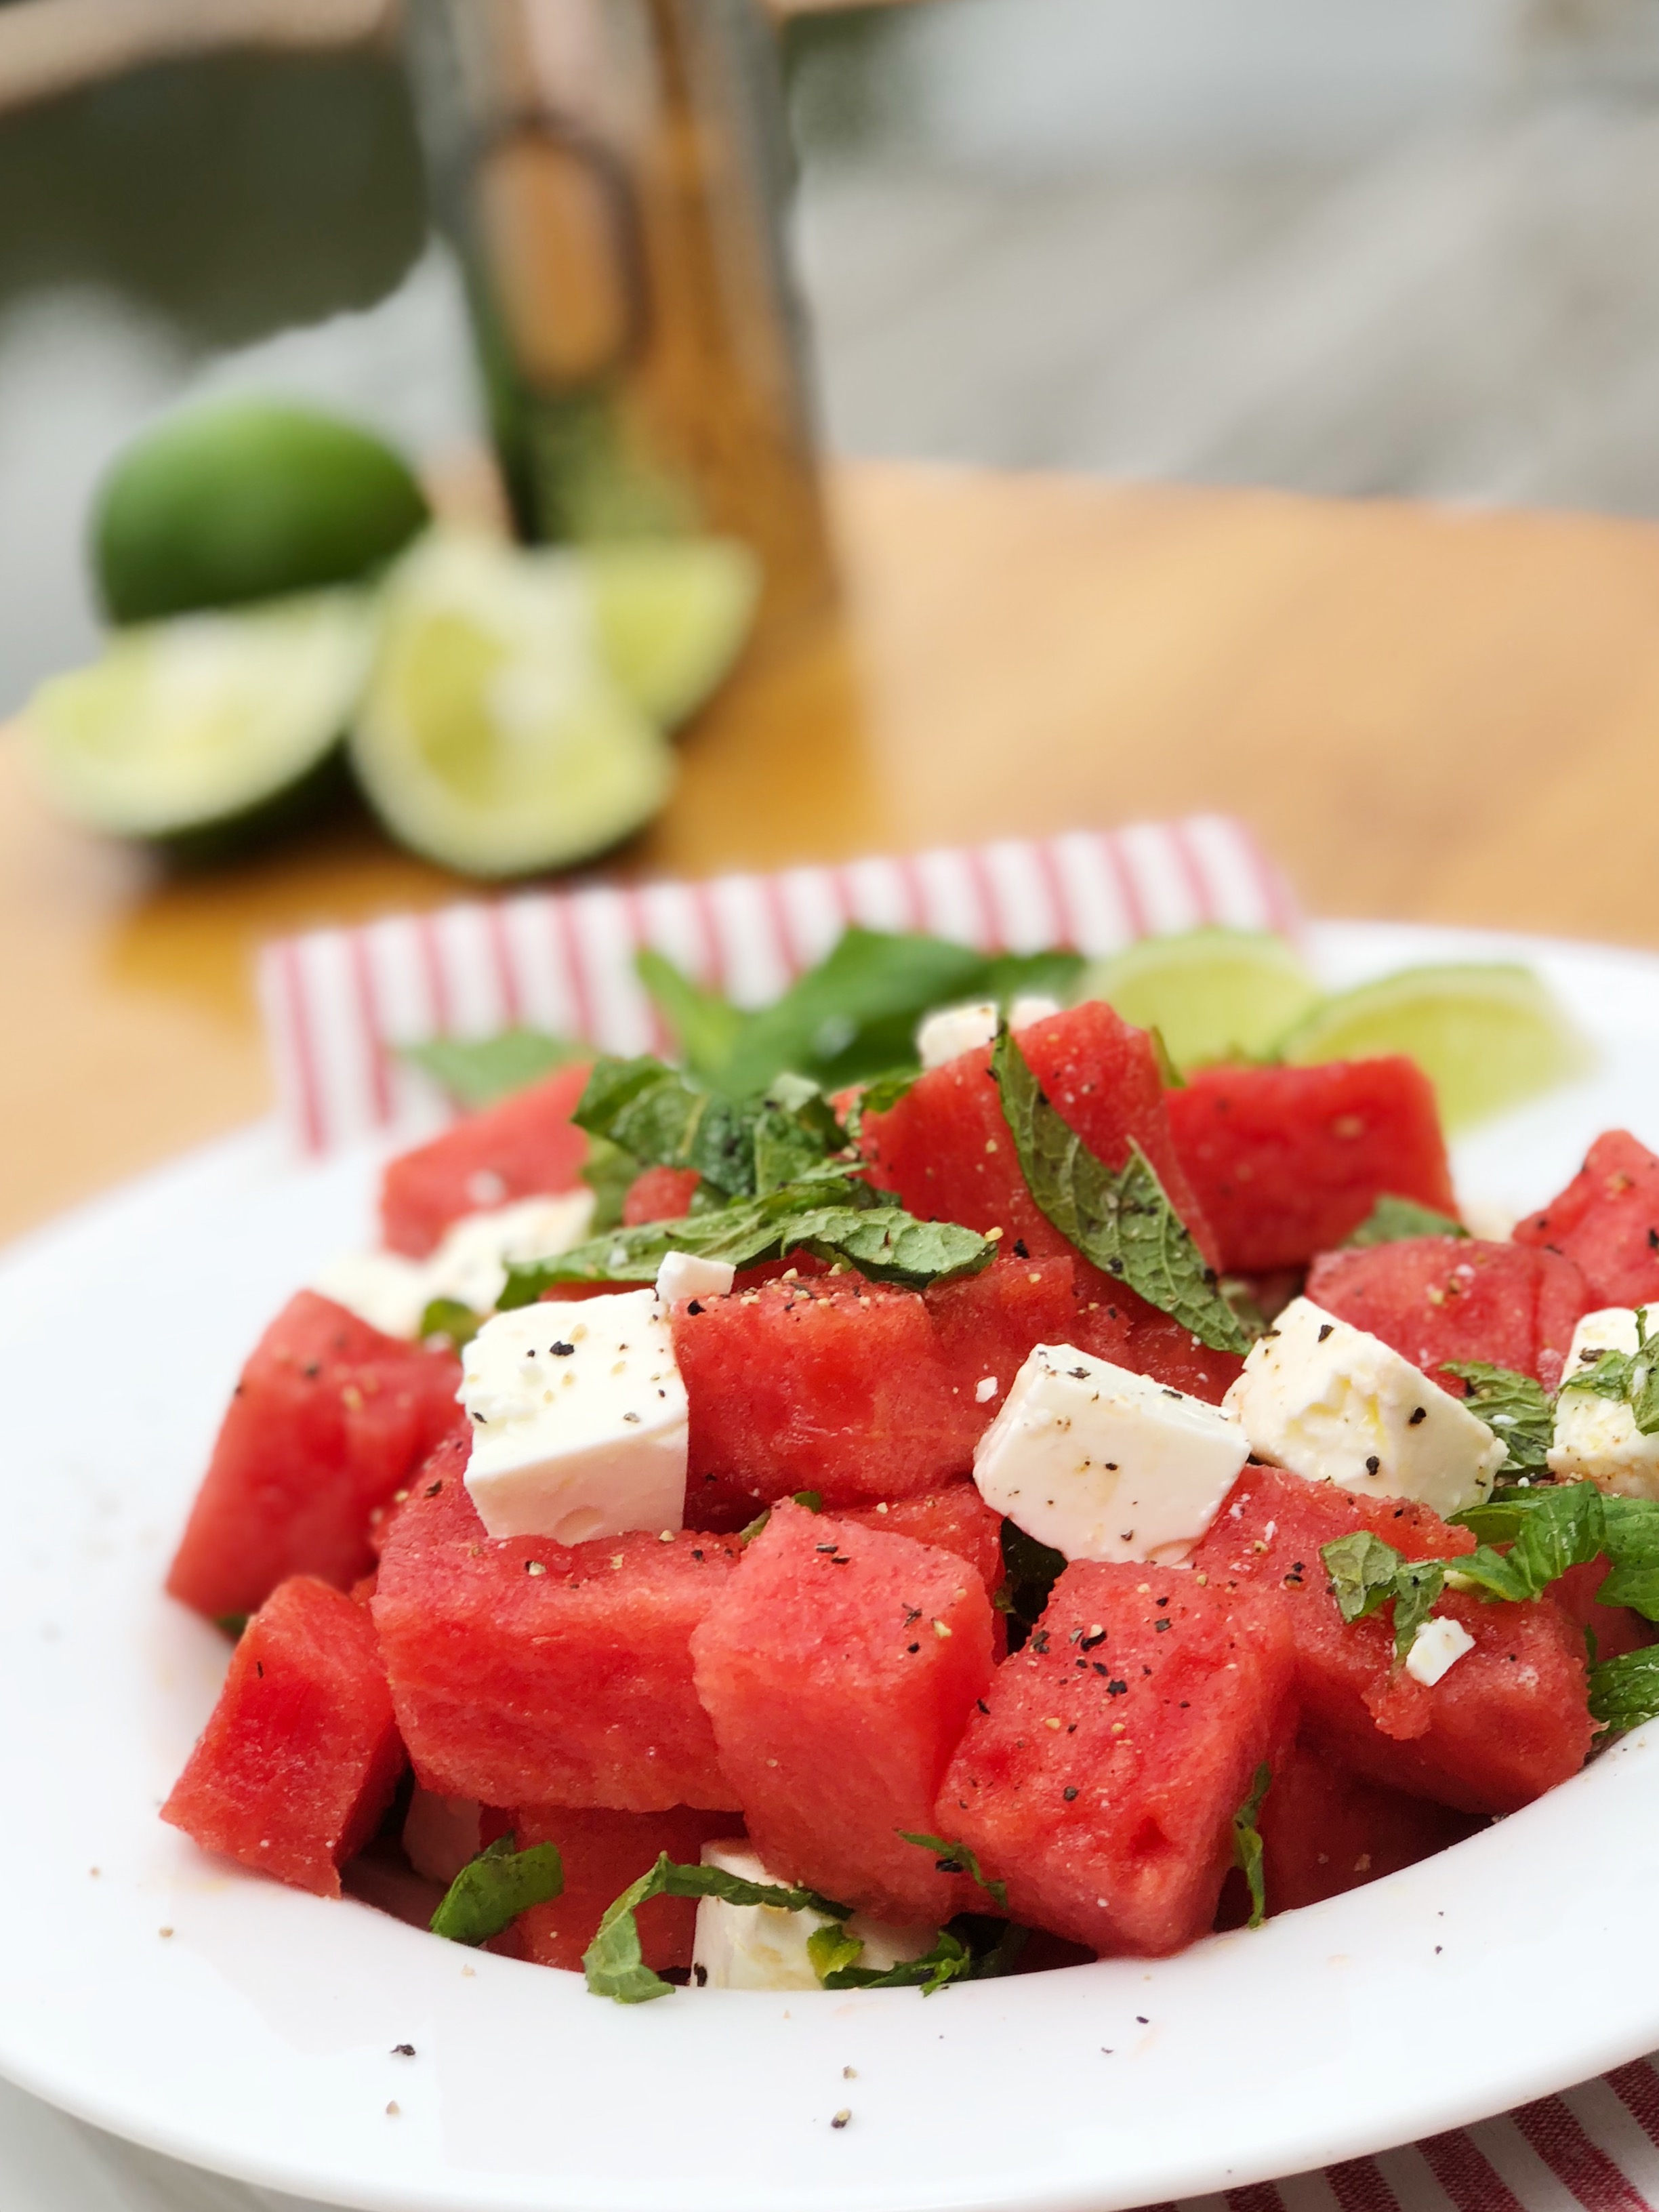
[
  {"x1": 253, "y1": 813, "x2": 1659, "y2": 2212},
  {"x1": 258, "y1": 814, "x2": 1299, "y2": 1155}
]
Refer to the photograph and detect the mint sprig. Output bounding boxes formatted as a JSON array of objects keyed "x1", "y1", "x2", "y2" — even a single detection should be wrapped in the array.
[
  {"x1": 430, "y1": 1832, "x2": 565, "y2": 1946},
  {"x1": 583, "y1": 1853, "x2": 851, "y2": 2004},
  {"x1": 897, "y1": 1830, "x2": 1010, "y2": 1910},
  {"x1": 401, "y1": 1029, "x2": 586, "y2": 1108}
]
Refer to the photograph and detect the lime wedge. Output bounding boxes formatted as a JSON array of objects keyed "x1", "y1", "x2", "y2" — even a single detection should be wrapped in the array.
[
  {"x1": 1277, "y1": 964, "x2": 1594, "y2": 1132},
  {"x1": 581, "y1": 538, "x2": 760, "y2": 727},
  {"x1": 1077, "y1": 927, "x2": 1322, "y2": 1071},
  {"x1": 350, "y1": 532, "x2": 673, "y2": 880},
  {"x1": 20, "y1": 592, "x2": 374, "y2": 847}
]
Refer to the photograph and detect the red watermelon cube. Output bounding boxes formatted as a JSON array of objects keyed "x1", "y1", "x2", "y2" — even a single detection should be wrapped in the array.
[
  {"x1": 938, "y1": 1562, "x2": 1294, "y2": 1956},
  {"x1": 691, "y1": 1502, "x2": 994, "y2": 1923},
  {"x1": 493, "y1": 1806, "x2": 737, "y2": 1971},
  {"x1": 1552, "y1": 1558, "x2": 1656, "y2": 1666},
  {"x1": 1248, "y1": 1738, "x2": 1482, "y2": 1915},
  {"x1": 167, "y1": 1292, "x2": 464, "y2": 1623},
  {"x1": 1514, "y1": 1130, "x2": 1659, "y2": 1309},
  {"x1": 1306, "y1": 1237, "x2": 1590, "y2": 1393},
  {"x1": 381, "y1": 1062, "x2": 592, "y2": 1258},
  {"x1": 621, "y1": 1165, "x2": 702, "y2": 1227},
  {"x1": 1165, "y1": 1058, "x2": 1457, "y2": 1273},
  {"x1": 373, "y1": 1469, "x2": 741, "y2": 1811},
  {"x1": 161, "y1": 1576, "x2": 405, "y2": 1898},
  {"x1": 833, "y1": 1482, "x2": 1006, "y2": 1596},
  {"x1": 1191, "y1": 1467, "x2": 1592, "y2": 1815}
]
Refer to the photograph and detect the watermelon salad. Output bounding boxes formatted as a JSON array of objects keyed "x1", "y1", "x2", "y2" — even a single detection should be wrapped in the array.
[{"x1": 160, "y1": 937, "x2": 1659, "y2": 1999}]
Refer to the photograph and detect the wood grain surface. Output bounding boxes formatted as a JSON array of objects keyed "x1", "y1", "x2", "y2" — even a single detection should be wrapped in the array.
[{"x1": 5, "y1": 458, "x2": 1659, "y2": 1244}]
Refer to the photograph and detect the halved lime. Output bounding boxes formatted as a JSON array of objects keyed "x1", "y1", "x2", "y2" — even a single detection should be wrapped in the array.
[
  {"x1": 581, "y1": 538, "x2": 760, "y2": 727},
  {"x1": 1277, "y1": 964, "x2": 1594, "y2": 1132},
  {"x1": 349, "y1": 532, "x2": 673, "y2": 880},
  {"x1": 20, "y1": 592, "x2": 375, "y2": 848},
  {"x1": 1076, "y1": 927, "x2": 1322, "y2": 1071},
  {"x1": 94, "y1": 399, "x2": 430, "y2": 624}
]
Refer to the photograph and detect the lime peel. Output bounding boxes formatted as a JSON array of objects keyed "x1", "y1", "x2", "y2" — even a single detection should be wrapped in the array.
[{"x1": 1076, "y1": 927, "x2": 1322, "y2": 1073}]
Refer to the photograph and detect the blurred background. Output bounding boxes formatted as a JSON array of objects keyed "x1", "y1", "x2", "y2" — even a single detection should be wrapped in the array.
[{"x1": 6, "y1": 0, "x2": 1659, "y2": 710}]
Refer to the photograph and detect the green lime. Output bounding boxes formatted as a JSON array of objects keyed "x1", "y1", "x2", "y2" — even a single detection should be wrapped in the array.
[
  {"x1": 349, "y1": 532, "x2": 674, "y2": 880},
  {"x1": 94, "y1": 399, "x2": 429, "y2": 623},
  {"x1": 1277, "y1": 964, "x2": 1593, "y2": 1132},
  {"x1": 20, "y1": 592, "x2": 375, "y2": 851},
  {"x1": 581, "y1": 538, "x2": 760, "y2": 726},
  {"x1": 1077, "y1": 927, "x2": 1322, "y2": 1071}
]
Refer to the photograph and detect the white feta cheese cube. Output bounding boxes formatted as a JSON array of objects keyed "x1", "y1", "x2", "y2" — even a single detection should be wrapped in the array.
[
  {"x1": 1223, "y1": 1297, "x2": 1504, "y2": 1518},
  {"x1": 1404, "y1": 1614, "x2": 1475, "y2": 1687},
  {"x1": 689, "y1": 1843, "x2": 934, "y2": 1992},
  {"x1": 916, "y1": 1000, "x2": 1000, "y2": 1071},
  {"x1": 1549, "y1": 1307, "x2": 1659, "y2": 1496},
  {"x1": 461, "y1": 1288, "x2": 687, "y2": 1543},
  {"x1": 403, "y1": 1787, "x2": 483, "y2": 1885},
  {"x1": 656, "y1": 1250, "x2": 737, "y2": 1305},
  {"x1": 311, "y1": 1249, "x2": 431, "y2": 1340},
  {"x1": 1008, "y1": 993, "x2": 1063, "y2": 1031},
  {"x1": 426, "y1": 1190, "x2": 596, "y2": 1316},
  {"x1": 971, "y1": 1344, "x2": 1248, "y2": 1566}
]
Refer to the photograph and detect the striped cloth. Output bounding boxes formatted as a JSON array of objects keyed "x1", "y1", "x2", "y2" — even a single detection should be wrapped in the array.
[{"x1": 258, "y1": 813, "x2": 1300, "y2": 1155}]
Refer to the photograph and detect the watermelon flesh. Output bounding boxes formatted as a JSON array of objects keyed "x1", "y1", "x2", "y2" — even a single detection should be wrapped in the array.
[
  {"x1": 691, "y1": 1502, "x2": 994, "y2": 1923},
  {"x1": 162, "y1": 1576, "x2": 405, "y2": 1898},
  {"x1": 1248, "y1": 1738, "x2": 1482, "y2": 1916},
  {"x1": 834, "y1": 1481, "x2": 1006, "y2": 1596},
  {"x1": 1514, "y1": 1130, "x2": 1659, "y2": 1309},
  {"x1": 1166, "y1": 1058, "x2": 1456, "y2": 1273},
  {"x1": 373, "y1": 1463, "x2": 741, "y2": 1811},
  {"x1": 1191, "y1": 1467, "x2": 1593, "y2": 1815},
  {"x1": 166, "y1": 1292, "x2": 464, "y2": 1622},
  {"x1": 493, "y1": 1806, "x2": 735, "y2": 1971},
  {"x1": 622, "y1": 1165, "x2": 702, "y2": 1227},
  {"x1": 1553, "y1": 1558, "x2": 1657, "y2": 1665},
  {"x1": 939, "y1": 1561, "x2": 1294, "y2": 1956},
  {"x1": 1306, "y1": 1237, "x2": 1590, "y2": 1393},
  {"x1": 381, "y1": 1062, "x2": 592, "y2": 1258}
]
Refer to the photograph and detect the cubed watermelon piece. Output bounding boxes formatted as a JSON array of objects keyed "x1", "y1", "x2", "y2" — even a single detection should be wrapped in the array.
[
  {"x1": 1514, "y1": 1130, "x2": 1659, "y2": 1309},
  {"x1": 493, "y1": 1806, "x2": 735, "y2": 1971},
  {"x1": 1191, "y1": 1466, "x2": 1592, "y2": 1814},
  {"x1": 676, "y1": 1275, "x2": 973, "y2": 1516},
  {"x1": 373, "y1": 1467, "x2": 741, "y2": 1811},
  {"x1": 1248, "y1": 1738, "x2": 1481, "y2": 1915},
  {"x1": 833, "y1": 1483, "x2": 1006, "y2": 1595},
  {"x1": 859, "y1": 1002, "x2": 1217, "y2": 1267},
  {"x1": 938, "y1": 1562, "x2": 1294, "y2": 1956},
  {"x1": 381, "y1": 1062, "x2": 592, "y2": 1258},
  {"x1": 1165, "y1": 1058, "x2": 1456, "y2": 1273},
  {"x1": 167, "y1": 1292, "x2": 465, "y2": 1622},
  {"x1": 1553, "y1": 1558, "x2": 1657, "y2": 1665},
  {"x1": 1306, "y1": 1237, "x2": 1590, "y2": 1393},
  {"x1": 691, "y1": 1502, "x2": 994, "y2": 1922},
  {"x1": 161, "y1": 1576, "x2": 405, "y2": 1898},
  {"x1": 622, "y1": 1165, "x2": 702, "y2": 1227}
]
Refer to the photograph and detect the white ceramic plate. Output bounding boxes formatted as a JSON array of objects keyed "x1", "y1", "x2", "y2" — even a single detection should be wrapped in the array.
[{"x1": 5, "y1": 919, "x2": 1659, "y2": 2212}]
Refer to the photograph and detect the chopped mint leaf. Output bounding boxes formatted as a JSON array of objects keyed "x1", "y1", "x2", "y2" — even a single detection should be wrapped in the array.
[
  {"x1": 897, "y1": 1830, "x2": 1010, "y2": 1910},
  {"x1": 738, "y1": 1507, "x2": 773, "y2": 1545},
  {"x1": 1443, "y1": 1362, "x2": 1555, "y2": 1478},
  {"x1": 842, "y1": 1068, "x2": 919, "y2": 1143},
  {"x1": 583, "y1": 1853, "x2": 850, "y2": 2004},
  {"x1": 1345, "y1": 1195, "x2": 1469, "y2": 1248},
  {"x1": 807, "y1": 1922, "x2": 866, "y2": 1984},
  {"x1": 419, "y1": 1296, "x2": 481, "y2": 1349},
  {"x1": 1599, "y1": 1496, "x2": 1659, "y2": 1621},
  {"x1": 634, "y1": 947, "x2": 745, "y2": 1088},
  {"x1": 1559, "y1": 1307, "x2": 1659, "y2": 1436},
  {"x1": 1589, "y1": 1645, "x2": 1659, "y2": 1735},
  {"x1": 1322, "y1": 1530, "x2": 1410, "y2": 1624},
  {"x1": 982, "y1": 948, "x2": 1085, "y2": 1008},
  {"x1": 791, "y1": 1490, "x2": 823, "y2": 1513},
  {"x1": 401, "y1": 1029, "x2": 586, "y2": 1108},
  {"x1": 723, "y1": 928, "x2": 990, "y2": 1097},
  {"x1": 1231, "y1": 1761, "x2": 1272, "y2": 1928},
  {"x1": 1459, "y1": 1481, "x2": 1603, "y2": 1601},
  {"x1": 1388, "y1": 1559, "x2": 1448, "y2": 1659},
  {"x1": 993, "y1": 1028, "x2": 1249, "y2": 1355},
  {"x1": 574, "y1": 1057, "x2": 757, "y2": 1198},
  {"x1": 579, "y1": 1132, "x2": 638, "y2": 1233},
  {"x1": 1147, "y1": 1025, "x2": 1184, "y2": 1089},
  {"x1": 430, "y1": 1833, "x2": 564, "y2": 1946},
  {"x1": 996, "y1": 1520, "x2": 1067, "y2": 1649},
  {"x1": 214, "y1": 1612, "x2": 249, "y2": 1640},
  {"x1": 752, "y1": 1076, "x2": 848, "y2": 1195},
  {"x1": 818, "y1": 1913, "x2": 1027, "y2": 1994}
]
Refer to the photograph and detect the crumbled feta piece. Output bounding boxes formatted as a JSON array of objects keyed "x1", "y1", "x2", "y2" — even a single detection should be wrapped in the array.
[
  {"x1": 975, "y1": 1375, "x2": 1000, "y2": 1404},
  {"x1": 1549, "y1": 1307, "x2": 1659, "y2": 1496},
  {"x1": 916, "y1": 1000, "x2": 1000, "y2": 1071},
  {"x1": 461, "y1": 1288, "x2": 687, "y2": 1543},
  {"x1": 312, "y1": 1249, "x2": 431, "y2": 1340},
  {"x1": 689, "y1": 1843, "x2": 934, "y2": 1991},
  {"x1": 1008, "y1": 994, "x2": 1063, "y2": 1031},
  {"x1": 403, "y1": 1787, "x2": 483, "y2": 1885},
  {"x1": 656, "y1": 1250, "x2": 737, "y2": 1305},
  {"x1": 971, "y1": 1344, "x2": 1248, "y2": 1567},
  {"x1": 312, "y1": 1189, "x2": 595, "y2": 1340},
  {"x1": 1404, "y1": 1614, "x2": 1475, "y2": 1687},
  {"x1": 1223, "y1": 1298, "x2": 1504, "y2": 1518}
]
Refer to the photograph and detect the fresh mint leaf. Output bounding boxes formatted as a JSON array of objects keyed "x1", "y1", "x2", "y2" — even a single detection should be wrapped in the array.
[
  {"x1": 401, "y1": 1029, "x2": 586, "y2": 1108},
  {"x1": 634, "y1": 948, "x2": 745, "y2": 1088},
  {"x1": 1231, "y1": 1761, "x2": 1272, "y2": 1929},
  {"x1": 807, "y1": 1922, "x2": 866, "y2": 1983},
  {"x1": 430, "y1": 1833, "x2": 564, "y2": 1946},
  {"x1": 419, "y1": 1296, "x2": 482, "y2": 1349},
  {"x1": 992, "y1": 1028, "x2": 1248, "y2": 1355},
  {"x1": 574, "y1": 1057, "x2": 756, "y2": 1198},
  {"x1": 1389, "y1": 1559, "x2": 1448, "y2": 1659},
  {"x1": 842, "y1": 1069, "x2": 919, "y2": 1143},
  {"x1": 818, "y1": 1914, "x2": 1027, "y2": 1994},
  {"x1": 1444, "y1": 1362, "x2": 1555, "y2": 1478},
  {"x1": 897, "y1": 1830, "x2": 1010, "y2": 1910},
  {"x1": 982, "y1": 948, "x2": 1085, "y2": 1007},
  {"x1": 995, "y1": 1519, "x2": 1067, "y2": 1649},
  {"x1": 791, "y1": 1490, "x2": 823, "y2": 1513},
  {"x1": 1560, "y1": 1308, "x2": 1659, "y2": 1436},
  {"x1": 214, "y1": 1612, "x2": 249, "y2": 1639},
  {"x1": 1599, "y1": 1496, "x2": 1659, "y2": 1620},
  {"x1": 752, "y1": 1076, "x2": 848, "y2": 1195},
  {"x1": 1322, "y1": 1531, "x2": 1410, "y2": 1624},
  {"x1": 1345, "y1": 1195, "x2": 1469, "y2": 1248},
  {"x1": 1589, "y1": 1645, "x2": 1659, "y2": 1734},
  {"x1": 583, "y1": 1853, "x2": 851, "y2": 2003},
  {"x1": 579, "y1": 1132, "x2": 639, "y2": 1233}
]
